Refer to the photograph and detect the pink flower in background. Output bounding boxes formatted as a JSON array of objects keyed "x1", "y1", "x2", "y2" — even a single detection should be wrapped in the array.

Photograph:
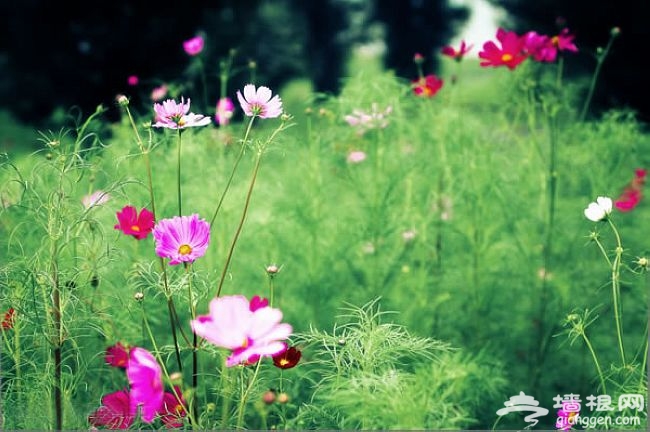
[
  {"x1": 552, "y1": 28, "x2": 578, "y2": 53},
  {"x1": 159, "y1": 387, "x2": 187, "y2": 428},
  {"x1": 82, "y1": 190, "x2": 110, "y2": 209},
  {"x1": 249, "y1": 295, "x2": 269, "y2": 312},
  {"x1": 215, "y1": 97, "x2": 235, "y2": 126},
  {"x1": 345, "y1": 103, "x2": 392, "y2": 135},
  {"x1": 236, "y1": 84, "x2": 283, "y2": 119},
  {"x1": 615, "y1": 168, "x2": 646, "y2": 212},
  {"x1": 114, "y1": 206, "x2": 155, "y2": 240},
  {"x1": 152, "y1": 214, "x2": 210, "y2": 266},
  {"x1": 105, "y1": 342, "x2": 130, "y2": 368},
  {"x1": 88, "y1": 389, "x2": 134, "y2": 429},
  {"x1": 151, "y1": 85, "x2": 168, "y2": 102},
  {"x1": 127, "y1": 347, "x2": 164, "y2": 423},
  {"x1": 412, "y1": 74, "x2": 444, "y2": 97},
  {"x1": 523, "y1": 31, "x2": 557, "y2": 62},
  {"x1": 191, "y1": 295, "x2": 292, "y2": 367},
  {"x1": 441, "y1": 40, "x2": 473, "y2": 61},
  {"x1": 153, "y1": 97, "x2": 212, "y2": 129},
  {"x1": 127, "y1": 75, "x2": 139, "y2": 86},
  {"x1": 347, "y1": 150, "x2": 367, "y2": 164},
  {"x1": 479, "y1": 28, "x2": 528, "y2": 69},
  {"x1": 183, "y1": 35, "x2": 204, "y2": 56}
]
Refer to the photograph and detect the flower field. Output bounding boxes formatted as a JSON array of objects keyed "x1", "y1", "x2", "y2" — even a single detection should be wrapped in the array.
[{"x1": 1, "y1": 28, "x2": 648, "y2": 430}]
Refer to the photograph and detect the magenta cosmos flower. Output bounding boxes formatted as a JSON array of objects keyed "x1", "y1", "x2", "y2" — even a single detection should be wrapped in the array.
[
  {"x1": 215, "y1": 96, "x2": 235, "y2": 126},
  {"x1": 153, "y1": 97, "x2": 212, "y2": 129},
  {"x1": 441, "y1": 40, "x2": 473, "y2": 61},
  {"x1": 88, "y1": 389, "x2": 134, "y2": 429},
  {"x1": 183, "y1": 35, "x2": 204, "y2": 56},
  {"x1": 191, "y1": 294, "x2": 293, "y2": 367},
  {"x1": 152, "y1": 214, "x2": 210, "y2": 266},
  {"x1": 479, "y1": 28, "x2": 528, "y2": 70},
  {"x1": 159, "y1": 387, "x2": 187, "y2": 428},
  {"x1": 236, "y1": 84, "x2": 283, "y2": 119},
  {"x1": 412, "y1": 74, "x2": 444, "y2": 97},
  {"x1": 127, "y1": 347, "x2": 164, "y2": 423},
  {"x1": 105, "y1": 342, "x2": 130, "y2": 368},
  {"x1": 114, "y1": 205, "x2": 155, "y2": 240}
]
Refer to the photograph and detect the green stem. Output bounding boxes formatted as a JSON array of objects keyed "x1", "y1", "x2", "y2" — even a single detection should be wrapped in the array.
[
  {"x1": 607, "y1": 218, "x2": 626, "y2": 366},
  {"x1": 581, "y1": 328, "x2": 607, "y2": 394},
  {"x1": 579, "y1": 32, "x2": 618, "y2": 122},
  {"x1": 185, "y1": 263, "x2": 199, "y2": 421},
  {"x1": 177, "y1": 129, "x2": 183, "y2": 216},
  {"x1": 209, "y1": 116, "x2": 256, "y2": 227},
  {"x1": 236, "y1": 361, "x2": 263, "y2": 429}
]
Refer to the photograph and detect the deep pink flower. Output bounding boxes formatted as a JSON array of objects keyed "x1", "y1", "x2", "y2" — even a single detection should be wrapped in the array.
[
  {"x1": 215, "y1": 97, "x2": 235, "y2": 126},
  {"x1": 152, "y1": 214, "x2": 210, "y2": 266},
  {"x1": 183, "y1": 35, "x2": 204, "y2": 56},
  {"x1": 479, "y1": 28, "x2": 528, "y2": 70},
  {"x1": 114, "y1": 206, "x2": 155, "y2": 240},
  {"x1": 105, "y1": 342, "x2": 130, "y2": 368},
  {"x1": 191, "y1": 295, "x2": 293, "y2": 367},
  {"x1": 272, "y1": 346, "x2": 301, "y2": 370},
  {"x1": 159, "y1": 387, "x2": 187, "y2": 428},
  {"x1": 615, "y1": 168, "x2": 646, "y2": 212},
  {"x1": 153, "y1": 97, "x2": 212, "y2": 129},
  {"x1": 249, "y1": 295, "x2": 269, "y2": 312},
  {"x1": 552, "y1": 28, "x2": 578, "y2": 53},
  {"x1": 127, "y1": 347, "x2": 164, "y2": 423},
  {"x1": 88, "y1": 389, "x2": 134, "y2": 429},
  {"x1": 441, "y1": 40, "x2": 473, "y2": 61},
  {"x1": 82, "y1": 190, "x2": 110, "y2": 209},
  {"x1": 127, "y1": 75, "x2": 139, "y2": 86},
  {"x1": 412, "y1": 74, "x2": 444, "y2": 97},
  {"x1": 523, "y1": 31, "x2": 557, "y2": 62},
  {"x1": 236, "y1": 84, "x2": 283, "y2": 119}
]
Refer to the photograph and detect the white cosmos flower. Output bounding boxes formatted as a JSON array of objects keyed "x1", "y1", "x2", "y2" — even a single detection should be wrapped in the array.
[{"x1": 584, "y1": 196, "x2": 613, "y2": 222}]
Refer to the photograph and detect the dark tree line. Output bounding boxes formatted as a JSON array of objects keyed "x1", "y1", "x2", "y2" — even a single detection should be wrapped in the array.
[
  {"x1": 0, "y1": 0, "x2": 470, "y2": 127},
  {"x1": 488, "y1": 0, "x2": 650, "y2": 122}
]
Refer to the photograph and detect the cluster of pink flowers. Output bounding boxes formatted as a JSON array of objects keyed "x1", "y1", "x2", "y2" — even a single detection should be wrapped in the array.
[
  {"x1": 615, "y1": 168, "x2": 646, "y2": 212},
  {"x1": 89, "y1": 344, "x2": 186, "y2": 429},
  {"x1": 479, "y1": 27, "x2": 578, "y2": 70},
  {"x1": 345, "y1": 103, "x2": 393, "y2": 135}
]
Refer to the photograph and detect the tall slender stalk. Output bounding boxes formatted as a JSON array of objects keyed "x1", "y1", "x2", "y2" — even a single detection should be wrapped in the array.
[
  {"x1": 607, "y1": 218, "x2": 626, "y2": 366},
  {"x1": 579, "y1": 28, "x2": 620, "y2": 122},
  {"x1": 176, "y1": 129, "x2": 183, "y2": 216}
]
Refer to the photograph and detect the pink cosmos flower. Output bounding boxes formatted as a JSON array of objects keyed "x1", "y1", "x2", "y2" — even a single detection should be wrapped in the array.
[
  {"x1": 114, "y1": 206, "x2": 155, "y2": 240},
  {"x1": 412, "y1": 74, "x2": 444, "y2": 97},
  {"x1": 236, "y1": 84, "x2": 283, "y2": 119},
  {"x1": 615, "y1": 168, "x2": 646, "y2": 212},
  {"x1": 153, "y1": 97, "x2": 212, "y2": 129},
  {"x1": 215, "y1": 97, "x2": 235, "y2": 126},
  {"x1": 479, "y1": 28, "x2": 528, "y2": 70},
  {"x1": 127, "y1": 347, "x2": 164, "y2": 423},
  {"x1": 105, "y1": 342, "x2": 130, "y2": 368},
  {"x1": 191, "y1": 295, "x2": 293, "y2": 367},
  {"x1": 183, "y1": 35, "x2": 204, "y2": 56},
  {"x1": 552, "y1": 28, "x2": 578, "y2": 53},
  {"x1": 523, "y1": 31, "x2": 557, "y2": 62},
  {"x1": 159, "y1": 387, "x2": 187, "y2": 428},
  {"x1": 127, "y1": 75, "x2": 139, "y2": 86},
  {"x1": 82, "y1": 190, "x2": 110, "y2": 209},
  {"x1": 347, "y1": 150, "x2": 367, "y2": 164},
  {"x1": 88, "y1": 389, "x2": 134, "y2": 429},
  {"x1": 151, "y1": 85, "x2": 168, "y2": 102},
  {"x1": 441, "y1": 40, "x2": 473, "y2": 61},
  {"x1": 152, "y1": 214, "x2": 210, "y2": 266}
]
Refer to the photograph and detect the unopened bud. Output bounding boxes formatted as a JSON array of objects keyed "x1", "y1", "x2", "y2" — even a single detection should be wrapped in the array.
[
  {"x1": 262, "y1": 390, "x2": 276, "y2": 405},
  {"x1": 169, "y1": 372, "x2": 183, "y2": 383},
  {"x1": 266, "y1": 264, "x2": 280, "y2": 276},
  {"x1": 610, "y1": 27, "x2": 621, "y2": 37},
  {"x1": 116, "y1": 94, "x2": 129, "y2": 106},
  {"x1": 277, "y1": 392, "x2": 289, "y2": 404},
  {"x1": 134, "y1": 292, "x2": 144, "y2": 301}
]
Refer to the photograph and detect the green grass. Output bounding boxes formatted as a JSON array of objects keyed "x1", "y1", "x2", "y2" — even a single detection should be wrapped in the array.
[{"x1": 1, "y1": 52, "x2": 648, "y2": 430}]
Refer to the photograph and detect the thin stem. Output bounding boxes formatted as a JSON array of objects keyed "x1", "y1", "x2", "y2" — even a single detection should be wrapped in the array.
[
  {"x1": 236, "y1": 361, "x2": 263, "y2": 429},
  {"x1": 185, "y1": 263, "x2": 199, "y2": 421},
  {"x1": 177, "y1": 129, "x2": 183, "y2": 216},
  {"x1": 579, "y1": 31, "x2": 618, "y2": 122},
  {"x1": 581, "y1": 329, "x2": 607, "y2": 394},
  {"x1": 209, "y1": 116, "x2": 256, "y2": 227},
  {"x1": 607, "y1": 218, "x2": 626, "y2": 366}
]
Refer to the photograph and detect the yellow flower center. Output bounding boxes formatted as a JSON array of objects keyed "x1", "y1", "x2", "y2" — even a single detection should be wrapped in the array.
[
  {"x1": 501, "y1": 53, "x2": 513, "y2": 62},
  {"x1": 130, "y1": 225, "x2": 140, "y2": 232},
  {"x1": 551, "y1": 35, "x2": 560, "y2": 47},
  {"x1": 178, "y1": 244, "x2": 192, "y2": 255},
  {"x1": 241, "y1": 338, "x2": 249, "y2": 349},
  {"x1": 279, "y1": 358, "x2": 290, "y2": 367}
]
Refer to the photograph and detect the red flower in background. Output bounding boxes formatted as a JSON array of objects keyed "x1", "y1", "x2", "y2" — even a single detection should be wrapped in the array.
[
  {"x1": 115, "y1": 206, "x2": 155, "y2": 240},
  {"x1": 88, "y1": 389, "x2": 134, "y2": 429},
  {"x1": 412, "y1": 74, "x2": 444, "y2": 97},
  {"x1": 272, "y1": 346, "x2": 302, "y2": 369},
  {"x1": 615, "y1": 168, "x2": 646, "y2": 212},
  {"x1": 479, "y1": 28, "x2": 528, "y2": 70},
  {"x1": 159, "y1": 387, "x2": 187, "y2": 428},
  {"x1": 1, "y1": 307, "x2": 15, "y2": 330},
  {"x1": 441, "y1": 40, "x2": 473, "y2": 61},
  {"x1": 552, "y1": 28, "x2": 578, "y2": 53},
  {"x1": 106, "y1": 342, "x2": 131, "y2": 368}
]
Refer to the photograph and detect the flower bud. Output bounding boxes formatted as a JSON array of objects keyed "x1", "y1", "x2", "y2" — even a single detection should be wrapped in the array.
[
  {"x1": 134, "y1": 292, "x2": 144, "y2": 301},
  {"x1": 610, "y1": 27, "x2": 621, "y2": 37},
  {"x1": 262, "y1": 390, "x2": 276, "y2": 405},
  {"x1": 277, "y1": 392, "x2": 289, "y2": 404},
  {"x1": 116, "y1": 94, "x2": 129, "y2": 107}
]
